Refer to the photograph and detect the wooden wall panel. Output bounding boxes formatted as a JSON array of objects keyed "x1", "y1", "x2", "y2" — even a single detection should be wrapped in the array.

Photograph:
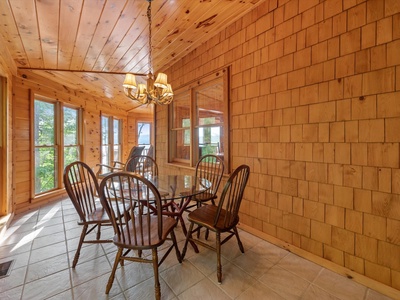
[{"x1": 11, "y1": 75, "x2": 150, "y2": 213}]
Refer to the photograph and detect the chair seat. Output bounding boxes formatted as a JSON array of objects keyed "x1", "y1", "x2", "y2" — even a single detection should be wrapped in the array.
[
  {"x1": 78, "y1": 200, "x2": 128, "y2": 224},
  {"x1": 187, "y1": 205, "x2": 239, "y2": 232},
  {"x1": 113, "y1": 216, "x2": 177, "y2": 249}
]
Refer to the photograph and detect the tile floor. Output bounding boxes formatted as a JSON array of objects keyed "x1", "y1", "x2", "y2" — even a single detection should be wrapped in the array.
[{"x1": 0, "y1": 198, "x2": 395, "y2": 300}]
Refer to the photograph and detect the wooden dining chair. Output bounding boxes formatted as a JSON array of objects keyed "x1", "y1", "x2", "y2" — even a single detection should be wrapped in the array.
[
  {"x1": 63, "y1": 161, "x2": 113, "y2": 268},
  {"x1": 124, "y1": 154, "x2": 158, "y2": 177},
  {"x1": 181, "y1": 164, "x2": 250, "y2": 283},
  {"x1": 99, "y1": 171, "x2": 182, "y2": 300},
  {"x1": 96, "y1": 145, "x2": 145, "y2": 180},
  {"x1": 185, "y1": 154, "x2": 225, "y2": 211}
]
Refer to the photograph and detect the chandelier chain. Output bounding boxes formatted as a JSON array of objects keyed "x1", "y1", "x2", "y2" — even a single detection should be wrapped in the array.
[{"x1": 147, "y1": 1, "x2": 153, "y2": 76}]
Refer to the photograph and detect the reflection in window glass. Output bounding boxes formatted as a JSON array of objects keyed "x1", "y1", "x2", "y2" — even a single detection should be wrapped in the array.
[
  {"x1": 196, "y1": 80, "x2": 224, "y2": 158},
  {"x1": 171, "y1": 92, "x2": 190, "y2": 161}
]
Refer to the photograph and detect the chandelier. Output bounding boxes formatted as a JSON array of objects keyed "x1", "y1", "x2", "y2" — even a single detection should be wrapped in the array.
[{"x1": 122, "y1": 0, "x2": 173, "y2": 105}]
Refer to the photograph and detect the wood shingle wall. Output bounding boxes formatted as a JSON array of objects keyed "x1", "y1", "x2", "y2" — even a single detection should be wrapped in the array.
[{"x1": 156, "y1": 0, "x2": 400, "y2": 292}]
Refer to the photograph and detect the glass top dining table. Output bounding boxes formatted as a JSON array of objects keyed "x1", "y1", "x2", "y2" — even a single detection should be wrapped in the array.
[
  {"x1": 145, "y1": 174, "x2": 211, "y2": 201},
  {"x1": 145, "y1": 174, "x2": 211, "y2": 252}
]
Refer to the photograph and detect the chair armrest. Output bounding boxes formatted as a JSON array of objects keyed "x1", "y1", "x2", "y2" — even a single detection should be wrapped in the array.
[
  {"x1": 95, "y1": 163, "x2": 123, "y2": 178},
  {"x1": 112, "y1": 161, "x2": 126, "y2": 169}
]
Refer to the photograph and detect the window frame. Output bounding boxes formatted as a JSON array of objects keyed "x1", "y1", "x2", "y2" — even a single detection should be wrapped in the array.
[
  {"x1": 168, "y1": 68, "x2": 230, "y2": 172},
  {"x1": 100, "y1": 114, "x2": 122, "y2": 168},
  {"x1": 32, "y1": 95, "x2": 83, "y2": 197}
]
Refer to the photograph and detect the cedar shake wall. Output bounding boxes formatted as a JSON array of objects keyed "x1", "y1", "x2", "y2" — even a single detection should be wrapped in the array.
[{"x1": 156, "y1": 0, "x2": 400, "y2": 290}]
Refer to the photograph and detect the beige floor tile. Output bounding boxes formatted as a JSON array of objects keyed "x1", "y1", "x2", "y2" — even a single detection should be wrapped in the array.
[
  {"x1": 31, "y1": 231, "x2": 66, "y2": 250},
  {"x1": 161, "y1": 260, "x2": 205, "y2": 295},
  {"x1": 258, "y1": 265, "x2": 311, "y2": 300},
  {"x1": 67, "y1": 243, "x2": 107, "y2": 266},
  {"x1": 0, "y1": 266, "x2": 26, "y2": 293},
  {"x1": 21, "y1": 269, "x2": 71, "y2": 300},
  {"x1": 249, "y1": 240, "x2": 290, "y2": 263},
  {"x1": 0, "y1": 285, "x2": 23, "y2": 300},
  {"x1": 209, "y1": 262, "x2": 255, "y2": 299},
  {"x1": 276, "y1": 252, "x2": 323, "y2": 282},
  {"x1": 113, "y1": 259, "x2": 155, "y2": 291},
  {"x1": 312, "y1": 269, "x2": 367, "y2": 300},
  {"x1": 236, "y1": 281, "x2": 285, "y2": 300},
  {"x1": 46, "y1": 289, "x2": 74, "y2": 300},
  {"x1": 70, "y1": 255, "x2": 112, "y2": 287},
  {"x1": 365, "y1": 289, "x2": 394, "y2": 300},
  {"x1": 25, "y1": 253, "x2": 69, "y2": 283},
  {"x1": 124, "y1": 276, "x2": 176, "y2": 300},
  {"x1": 73, "y1": 272, "x2": 123, "y2": 299},
  {"x1": 188, "y1": 247, "x2": 229, "y2": 276},
  {"x1": 29, "y1": 241, "x2": 67, "y2": 264},
  {"x1": 0, "y1": 250, "x2": 30, "y2": 269},
  {"x1": 301, "y1": 284, "x2": 341, "y2": 300},
  {"x1": 178, "y1": 277, "x2": 231, "y2": 300},
  {"x1": 232, "y1": 248, "x2": 274, "y2": 278}
]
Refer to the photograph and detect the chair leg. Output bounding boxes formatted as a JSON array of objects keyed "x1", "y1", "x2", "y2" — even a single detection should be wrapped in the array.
[
  {"x1": 181, "y1": 222, "x2": 194, "y2": 260},
  {"x1": 152, "y1": 249, "x2": 161, "y2": 300},
  {"x1": 106, "y1": 247, "x2": 123, "y2": 294},
  {"x1": 216, "y1": 232, "x2": 222, "y2": 283},
  {"x1": 96, "y1": 224, "x2": 101, "y2": 240},
  {"x1": 233, "y1": 226, "x2": 244, "y2": 253},
  {"x1": 170, "y1": 230, "x2": 182, "y2": 263},
  {"x1": 72, "y1": 225, "x2": 88, "y2": 268},
  {"x1": 178, "y1": 213, "x2": 199, "y2": 253}
]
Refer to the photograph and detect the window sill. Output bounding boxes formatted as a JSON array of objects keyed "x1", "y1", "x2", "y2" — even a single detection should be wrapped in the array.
[{"x1": 31, "y1": 189, "x2": 67, "y2": 203}]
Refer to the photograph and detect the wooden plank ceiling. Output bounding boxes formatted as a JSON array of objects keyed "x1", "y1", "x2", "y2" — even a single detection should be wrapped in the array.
[{"x1": 0, "y1": 0, "x2": 265, "y2": 112}]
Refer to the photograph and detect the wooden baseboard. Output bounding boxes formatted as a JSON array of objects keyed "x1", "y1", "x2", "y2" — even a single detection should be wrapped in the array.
[{"x1": 238, "y1": 223, "x2": 400, "y2": 300}]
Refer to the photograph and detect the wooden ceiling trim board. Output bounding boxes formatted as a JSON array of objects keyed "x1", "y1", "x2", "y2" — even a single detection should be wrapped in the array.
[
  {"x1": 93, "y1": 0, "x2": 146, "y2": 71},
  {"x1": 58, "y1": 0, "x2": 84, "y2": 69},
  {"x1": 69, "y1": 0, "x2": 106, "y2": 70},
  {"x1": 81, "y1": 0, "x2": 128, "y2": 71},
  {"x1": 0, "y1": 1, "x2": 27, "y2": 67},
  {"x1": 36, "y1": 0, "x2": 60, "y2": 69},
  {"x1": 8, "y1": 0, "x2": 43, "y2": 68}
]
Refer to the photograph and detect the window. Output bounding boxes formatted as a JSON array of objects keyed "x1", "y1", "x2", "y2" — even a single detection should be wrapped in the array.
[
  {"x1": 169, "y1": 68, "x2": 229, "y2": 171},
  {"x1": 33, "y1": 97, "x2": 82, "y2": 195},
  {"x1": 138, "y1": 122, "x2": 151, "y2": 146},
  {"x1": 100, "y1": 115, "x2": 122, "y2": 168}
]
